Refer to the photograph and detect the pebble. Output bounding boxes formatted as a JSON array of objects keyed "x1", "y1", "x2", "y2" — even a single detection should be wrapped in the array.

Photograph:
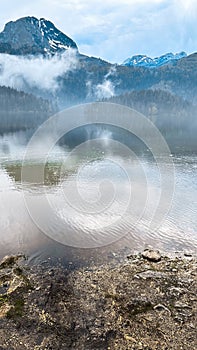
[
  {"x1": 154, "y1": 304, "x2": 170, "y2": 313},
  {"x1": 141, "y1": 249, "x2": 161, "y2": 262},
  {"x1": 184, "y1": 252, "x2": 193, "y2": 257}
]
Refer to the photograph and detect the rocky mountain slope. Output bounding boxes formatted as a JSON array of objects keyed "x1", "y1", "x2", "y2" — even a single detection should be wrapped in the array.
[{"x1": 0, "y1": 16, "x2": 78, "y2": 55}]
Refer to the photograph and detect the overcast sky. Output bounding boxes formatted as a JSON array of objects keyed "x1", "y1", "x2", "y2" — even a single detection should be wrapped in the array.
[{"x1": 1, "y1": 0, "x2": 197, "y2": 63}]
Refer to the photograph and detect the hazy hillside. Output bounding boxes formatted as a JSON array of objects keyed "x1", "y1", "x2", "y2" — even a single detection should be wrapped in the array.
[
  {"x1": 0, "y1": 86, "x2": 56, "y2": 133},
  {"x1": 104, "y1": 89, "x2": 197, "y2": 151},
  {"x1": 51, "y1": 52, "x2": 197, "y2": 107}
]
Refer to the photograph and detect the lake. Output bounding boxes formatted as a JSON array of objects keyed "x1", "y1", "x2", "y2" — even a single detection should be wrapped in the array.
[{"x1": 0, "y1": 132, "x2": 196, "y2": 265}]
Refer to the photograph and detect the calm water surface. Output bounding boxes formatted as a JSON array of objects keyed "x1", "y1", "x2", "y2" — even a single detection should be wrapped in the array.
[{"x1": 0, "y1": 135, "x2": 196, "y2": 264}]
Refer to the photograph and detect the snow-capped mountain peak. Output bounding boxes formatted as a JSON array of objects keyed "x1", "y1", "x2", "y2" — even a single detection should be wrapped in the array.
[
  {"x1": 122, "y1": 52, "x2": 187, "y2": 68},
  {"x1": 0, "y1": 16, "x2": 78, "y2": 55}
]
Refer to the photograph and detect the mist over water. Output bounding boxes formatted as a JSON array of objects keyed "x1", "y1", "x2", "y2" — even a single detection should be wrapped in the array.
[{"x1": 0, "y1": 129, "x2": 196, "y2": 264}]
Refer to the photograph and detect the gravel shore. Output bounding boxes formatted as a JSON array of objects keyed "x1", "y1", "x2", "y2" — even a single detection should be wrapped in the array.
[{"x1": 0, "y1": 250, "x2": 196, "y2": 349}]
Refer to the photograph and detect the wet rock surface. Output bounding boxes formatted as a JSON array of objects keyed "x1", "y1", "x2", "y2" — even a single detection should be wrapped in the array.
[
  {"x1": 0, "y1": 251, "x2": 196, "y2": 349},
  {"x1": 141, "y1": 249, "x2": 161, "y2": 262}
]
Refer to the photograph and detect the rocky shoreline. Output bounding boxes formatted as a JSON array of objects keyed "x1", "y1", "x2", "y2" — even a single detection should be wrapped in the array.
[{"x1": 0, "y1": 250, "x2": 196, "y2": 349}]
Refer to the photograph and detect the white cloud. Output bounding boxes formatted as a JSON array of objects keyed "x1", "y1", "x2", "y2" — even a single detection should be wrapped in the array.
[
  {"x1": 0, "y1": 49, "x2": 78, "y2": 91},
  {"x1": 95, "y1": 80, "x2": 115, "y2": 99},
  {"x1": 86, "y1": 66, "x2": 116, "y2": 99},
  {"x1": 0, "y1": 0, "x2": 197, "y2": 63}
]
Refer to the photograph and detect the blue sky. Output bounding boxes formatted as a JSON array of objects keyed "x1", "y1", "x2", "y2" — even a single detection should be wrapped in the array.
[{"x1": 1, "y1": 0, "x2": 197, "y2": 63}]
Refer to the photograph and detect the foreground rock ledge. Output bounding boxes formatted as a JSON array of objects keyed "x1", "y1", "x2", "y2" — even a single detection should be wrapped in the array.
[{"x1": 0, "y1": 252, "x2": 196, "y2": 350}]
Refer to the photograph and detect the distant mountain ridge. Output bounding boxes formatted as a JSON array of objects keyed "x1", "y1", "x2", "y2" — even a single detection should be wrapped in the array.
[
  {"x1": 0, "y1": 16, "x2": 188, "y2": 68},
  {"x1": 0, "y1": 16, "x2": 78, "y2": 55},
  {"x1": 122, "y1": 52, "x2": 187, "y2": 68}
]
